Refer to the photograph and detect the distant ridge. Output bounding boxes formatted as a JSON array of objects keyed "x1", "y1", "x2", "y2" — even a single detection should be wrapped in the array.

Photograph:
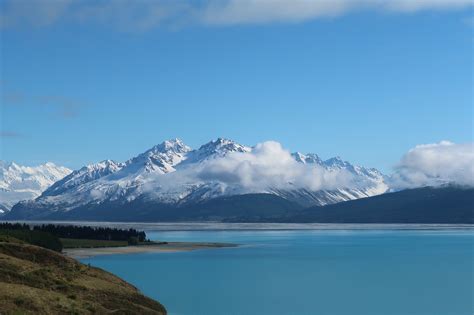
[
  {"x1": 275, "y1": 186, "x2": 474, "y2": 224},
  {"x1": 6, "y1": 187, "x2": 473, "y2": 223}
]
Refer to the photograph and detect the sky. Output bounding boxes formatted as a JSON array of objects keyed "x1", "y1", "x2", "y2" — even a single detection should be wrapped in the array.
[{"x1": 0, "y1": 0, "x2": 473, "y2": 173}]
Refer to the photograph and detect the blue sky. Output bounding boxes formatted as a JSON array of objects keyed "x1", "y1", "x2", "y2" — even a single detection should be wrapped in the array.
[{"x1": 0, "y1": 0, "x2": 472, "y2": 173}]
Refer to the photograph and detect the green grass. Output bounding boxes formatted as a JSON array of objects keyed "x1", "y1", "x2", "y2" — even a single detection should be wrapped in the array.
[{"x1": 59, "y1": 238, "x2": 128, "y2": 249}]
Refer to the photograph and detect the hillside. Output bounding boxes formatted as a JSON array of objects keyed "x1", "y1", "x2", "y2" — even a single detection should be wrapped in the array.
[
  {"x1": 281, "y1": 186, "x2": 474, "y2": 223},
  {"x1": 0, "y1": 238, "x2": 167, "y2": 314},
  {"x1": 6, "y1": 193, "x2": 302, "y2": 221}
]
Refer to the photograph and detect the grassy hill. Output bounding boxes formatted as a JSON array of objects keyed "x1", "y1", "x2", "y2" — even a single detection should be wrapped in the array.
[{"x1": 0, "y1": 237, "x2": 167, "y2": 314}]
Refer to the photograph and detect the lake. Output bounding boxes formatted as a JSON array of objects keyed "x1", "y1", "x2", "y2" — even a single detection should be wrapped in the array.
[{"x1": 81, "y1": 226, "x2": 474, "y2": 315}]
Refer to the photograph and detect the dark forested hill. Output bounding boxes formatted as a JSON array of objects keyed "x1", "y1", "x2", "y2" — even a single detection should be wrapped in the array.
[
  {"x1": 280, "y1": 186, "x2": 474, "y2": 223},
  {"x1": 6, "y1": 193, "x2": 301, "y2": 222}
]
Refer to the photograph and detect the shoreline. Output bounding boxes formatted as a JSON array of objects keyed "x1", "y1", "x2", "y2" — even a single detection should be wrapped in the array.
[
  {"x1": 63, "y1": 241, "x2": 239, "y2": 259},
  {"x1": 4, "y1": 221, "x2": 473, "y2": 231}
]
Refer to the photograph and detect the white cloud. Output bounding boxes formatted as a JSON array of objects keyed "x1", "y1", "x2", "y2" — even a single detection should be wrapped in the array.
[
  {"x1": 383, "y1": 0, "x2": 474, "y2": 13},
  {"x1": 200, "y1": 0, "x2": 359, "y2": 25},
  {"x1": 0, "y1": 0, "x2": 472, "y2": 30},
  {"x1": 143, "y1": 140, "x2": 474, "y2": 198},
  {"x1": 390, "y1": 141, "x2": 474, "y2": 189},
  {"x1": 143, "y1": 141, "x2": 367, "y2": 198},
  {"x1": 200, "y1": 0, "x2": 473, "y2": 25},
  {"x1": 0, "y1": 0, "x2": 72, "y2": 28},
  {"x1": 195, "y1": 141, "x2": 357, "y2": 191}
]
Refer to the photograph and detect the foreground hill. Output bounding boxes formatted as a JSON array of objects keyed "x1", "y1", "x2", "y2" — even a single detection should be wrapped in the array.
[
  {"x1": 0, "y1": 238, "x2": 166, "y2": 314},
  {"x1": 279, "y1": 186, "x2": 474, "y2": 223}
]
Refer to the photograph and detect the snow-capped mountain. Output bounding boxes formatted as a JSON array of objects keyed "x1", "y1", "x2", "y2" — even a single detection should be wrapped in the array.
[
  {"x1": 281, "y1": 153, "x2": 387, "y2": 206},
  {"x1": 0, "y1": 161, "x2": 71, "y2": 212},
  {"x1": 125, "y1": 138, "x2": 191, "y2": 174},
  {"x1": 43, "y1": 160, "x2": 125, "y2": 197},
  {"x1": 181, "y1": 138, "x2": 251, "y2": 166},
  {"x1": 7, "y1": 138, "x2": 388, "y2": 221}
]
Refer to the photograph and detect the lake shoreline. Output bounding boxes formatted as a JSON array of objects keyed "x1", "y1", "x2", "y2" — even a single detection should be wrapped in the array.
[
  {"x1": 63, "y1": 241, "x2": 239, "y2": 258},
  {"x1": 6, "y1": 221, "x2": 473, "y2": 231}
]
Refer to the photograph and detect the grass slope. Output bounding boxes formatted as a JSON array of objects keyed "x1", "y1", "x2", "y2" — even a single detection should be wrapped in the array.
[{"x1": 0, "y1": 240, "x2": 167, "y2": 314}]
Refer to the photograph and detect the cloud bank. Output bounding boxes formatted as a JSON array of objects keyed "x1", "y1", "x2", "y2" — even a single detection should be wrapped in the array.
[
  {"x1": 390, "y1": 141, "x2": 474, "y2": 189},
  {"x1": 151, "y1": 140, "x2": 474, "y2": 196},
  {"x1": 141, "y1": 141, "x2": 378, "y2": 200},
  {"x1": 194, "y1": 141, "x2": 358, "y2": 191},
  {"x1": 201, "y1": 0, "x2": 473, "y2": 25},
  {"x1": 1, "y1": 0, "x2": 472, "y2": 30}
]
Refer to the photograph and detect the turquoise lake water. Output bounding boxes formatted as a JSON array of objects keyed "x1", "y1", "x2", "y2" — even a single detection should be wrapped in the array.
[{"x1": 82, "y1": 228, "x2": 474, "y2": 315}]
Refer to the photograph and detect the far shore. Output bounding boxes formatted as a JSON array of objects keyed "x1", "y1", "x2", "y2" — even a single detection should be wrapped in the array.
[{"x1": 63, "y1": 241, "x2": 239, "y2": 259}]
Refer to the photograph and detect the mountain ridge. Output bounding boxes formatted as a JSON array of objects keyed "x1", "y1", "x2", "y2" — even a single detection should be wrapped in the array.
[
  {"x1": 0, "y1": 162, "x2": 71, "y2": 212},
  {"x1": 4, "y1": 138, "x2": 388, "y2": 220},
  {"x1": 6, "y1": 186, "x2": 472, "y2": 223},
  {"x1": 276, "y1": 185, "x2": 474, "y2": 224}
]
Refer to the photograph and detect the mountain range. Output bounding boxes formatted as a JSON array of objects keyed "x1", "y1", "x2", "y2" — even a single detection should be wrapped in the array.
[
  {"x1": 3, "y1": 138, "x2": 387, "y2": 220},
  {"x1": 2, "y1": 138, "x2": 471, "y2": 223},
  {"x1": 0, "y1": 162, "x2": 71, "y2": 213}
]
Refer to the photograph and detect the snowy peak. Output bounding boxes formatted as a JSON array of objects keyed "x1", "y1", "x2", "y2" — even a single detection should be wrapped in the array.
[
  {"x1": 85, "y1": 160, "x2": 124, "y2": 173},
  {"x1": 0, "y1": 161, "x2": 71, "y2": 211},
  {"x1": 291, "y1": 153, "x2": 386, "y2": 191},
  {"x1": 322, "y1": 156, "x2": 384, "y2": 180},
  {"x1": 198, "y1": 138, "x2": 251, "y2": 155},
  {"x1": 161, "y1": 138, "x2": 191, "y2": 153},
  {"x1": 126, "y1": 138, "x2": 192, "y2": 174},
  {"x1": 184, "y1": 138, "x2": 251, "y2": 165},
  {"x1": 0, "y1": 162, "x2": 71, "y2": 190},
  {"x1": 324, "y1": 156, "x2": 349, "y2": 169},
  {"x1": 43, "y1": 159, "x2": 124, "y2": 197},
  {"x1": 144, "y1": 138, "x2": 191, "y2": 156},
  {"x1": 292, "y1": 152, "x2": 323, "y2": 165}
]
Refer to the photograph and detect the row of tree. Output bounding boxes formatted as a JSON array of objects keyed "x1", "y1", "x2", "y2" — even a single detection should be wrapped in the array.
[
  {"x1": 0, "y1": 222, "x2": 147, "y2": 242},
  {"x1": 0, "y1": 224, "x2": 63, "y2": 252}
]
